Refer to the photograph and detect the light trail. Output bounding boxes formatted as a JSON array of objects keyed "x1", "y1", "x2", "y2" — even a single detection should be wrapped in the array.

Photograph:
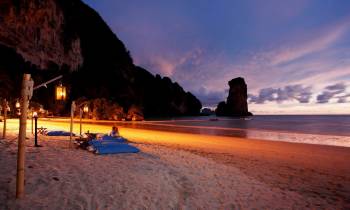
[
  {"x1": 0, "y1": 118, "x2": 255, "y2": 153},
  {"x1": 2, "y1": 118, "x2": 350, "y2": 148}
]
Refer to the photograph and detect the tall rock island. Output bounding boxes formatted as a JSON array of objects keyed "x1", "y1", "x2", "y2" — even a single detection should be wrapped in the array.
[
  {"x1": 215, "y1": 77, "x2": 252, "y2": 116},
  {"x1": 0, "y1": 0, "x2": 202, "y2": 118}
]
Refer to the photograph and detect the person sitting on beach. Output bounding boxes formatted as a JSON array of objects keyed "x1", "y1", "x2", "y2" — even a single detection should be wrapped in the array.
[{"x1": 109, "y1": 126, "x2": 120, "y2": 137}]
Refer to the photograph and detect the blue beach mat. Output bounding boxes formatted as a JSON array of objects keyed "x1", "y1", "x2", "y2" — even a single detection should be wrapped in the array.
[
  {"x1": 89, "y1": 139, "x2": 126, "y2": 147},
  {"x1": 88, "y1": 137, "x2": 127, "y2": 146},
  {"x1": 95, "y1": 143, "x2": 140, "y2": 155},
  {"x1": 47, "y1": 131, "x2": 74, "y2": 136},
  {"x1": 86, "y1": 135, "x2": 139, "y2": 155},
  {"x1": 101, "y1": 135, "x2": 123, "y2": 141}
]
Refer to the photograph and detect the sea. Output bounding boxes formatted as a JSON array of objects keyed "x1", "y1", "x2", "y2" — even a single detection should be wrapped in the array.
[{"x1": 116, "y1": 115, "x2": 350, "y2": 147}]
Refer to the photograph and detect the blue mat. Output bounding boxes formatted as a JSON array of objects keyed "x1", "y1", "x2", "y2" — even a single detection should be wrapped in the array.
[
  {"x1": 47, "y1": 131, "x2": 74, "y2": 136},
  {"x1": 95, "y1": 143, "x2": 139, "y2": 155},
  {"x1": 101, "y1": 135, "x2": 123, "y2": 140},
  {"x1": 88, "y1": 137, "x2": 127, "y2": 146}
]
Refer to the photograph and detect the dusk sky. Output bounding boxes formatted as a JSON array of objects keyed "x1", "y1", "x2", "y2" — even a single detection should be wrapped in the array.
[{"x1": 83, "y1": 0, "x2": 350, "y2": 114}]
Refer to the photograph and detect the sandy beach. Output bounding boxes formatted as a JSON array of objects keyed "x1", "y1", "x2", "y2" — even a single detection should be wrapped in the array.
[
  {"x1": 1, "y1": 0, "x2": 350, "y2": 209},
  {"x1": 0, "y1": 119, "x2": 350, "y2": 209}
]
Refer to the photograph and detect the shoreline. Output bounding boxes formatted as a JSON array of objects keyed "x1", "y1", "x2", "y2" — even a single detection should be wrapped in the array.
[
  {"x1": 4, "y1": 117, "x2": 349, "y2": 147},
  {"x1": 40, "y1": 117, "x2": 350, "y2": 137}
]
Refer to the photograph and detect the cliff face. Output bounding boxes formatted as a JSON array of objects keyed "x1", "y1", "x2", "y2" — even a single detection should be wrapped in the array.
[
  {"x1": 0, "y1": 0, "x2": 201, "y2": 117},
  {"x1": 0, "y1": 0, "x2": 83, "y2": 70},
  {"x1": 215, "y1": 77, "x2": 252, "y2": 116}
]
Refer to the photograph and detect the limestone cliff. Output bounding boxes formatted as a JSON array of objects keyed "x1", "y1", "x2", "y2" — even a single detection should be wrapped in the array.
[
  {"x1": 0, "y1": 0, "x2": 82, "y2": 70},
  {"x1": 215, "y1": 77, "x2": 252, "y2": 116},
  {"x1": 0, "y1": 0, "x2": 202, "y2": 117}
]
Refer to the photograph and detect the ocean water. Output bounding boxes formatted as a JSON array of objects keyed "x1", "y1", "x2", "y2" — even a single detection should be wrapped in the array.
[{"x1": 117, "y1": 115, "x2": 350, "y2": 147}]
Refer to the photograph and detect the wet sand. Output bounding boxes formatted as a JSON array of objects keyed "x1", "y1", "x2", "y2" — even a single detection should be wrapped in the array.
[{"x1": 119, "y1": 127, "x2": 350, "y2": 209}]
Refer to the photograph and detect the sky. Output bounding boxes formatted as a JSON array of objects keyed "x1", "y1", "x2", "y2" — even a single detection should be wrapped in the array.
[{"x1": 83, "y1": 0, "x2": 350, "y2": 114}]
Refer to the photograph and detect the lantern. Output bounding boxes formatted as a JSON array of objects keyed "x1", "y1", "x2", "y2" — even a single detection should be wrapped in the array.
[
  {"x1": 83, "y1": 104, "x2": 89, "y2": 113},
  {"x1": 15, "y1": 100, "x2": 20, "y2": 109},
  {"x1": 55, "y1": 84, "x2": 66, "y2": 101},
  {"x1": 33, "y1": 112, "x2": 38, "y2": 118}
]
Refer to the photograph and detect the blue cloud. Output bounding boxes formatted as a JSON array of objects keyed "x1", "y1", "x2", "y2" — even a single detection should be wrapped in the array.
[
  {"x1": 249, "y1": 85, "x2": 313, "y2": 104},
  {"x1": 317, "y1": 83, "x2": 347, "y2": 103}
]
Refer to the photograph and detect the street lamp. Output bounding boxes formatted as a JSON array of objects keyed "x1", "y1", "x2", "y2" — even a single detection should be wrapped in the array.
[
  {"x1": 79, "y1": 103, "x2": 89, "y2": 136},
  {"x1": 33, "y1": 112, "x2": 40, "y2": 147},
  {"x1": 33, "y1": 111, "x2": 38, "y2": 117},
  {"x1": 55, "y1": 84, "x2": 66, "y2": 101}
]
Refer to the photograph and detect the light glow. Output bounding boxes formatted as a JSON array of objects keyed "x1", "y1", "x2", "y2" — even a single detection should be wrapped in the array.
[{"x1": 55, "y1": 85, "x2": 67, "y2": 101}]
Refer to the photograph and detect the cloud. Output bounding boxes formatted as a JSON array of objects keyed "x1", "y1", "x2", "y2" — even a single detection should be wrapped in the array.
[
  {"x1": 143, "y1": 48, "x2": 204, "y2": 77},
  {"x1": 249, "y1": 85, "x2": 313, "y2": 104},
  {"x1": 325, "y1": 83, "x2": 346, "y2": 91},
  {"x1": 338, "y1": 94, "x2": 350, "y2": 103},
  {"x1": 270, "y1": 21, "x2": 349, "y2": 65},
  {"x1": 148, "y1": 57, "x2": 176, "y2": 76},
  {"x1": 316, "y1": 83, "x2": 348, "y2": 103},
  {"x1": 192, "y1": 86, "x2": 226, "y2": 106}
]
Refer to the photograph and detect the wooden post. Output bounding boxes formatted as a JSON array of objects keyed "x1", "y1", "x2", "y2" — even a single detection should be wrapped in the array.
[
  {"x1": 16, "y1": 74, "x2": 33, "y2": 198},
  {"x1": 69, "y1": 101, "x2": 75, "y2": 148},
  {"x1": 31, "y1": 109, "x2": 34, "y2": 134},
  {"x1": 34, "y1": 116, "x2": 38, "y2": 147},
  {"x1": 2, "y1": 99, "x2": 7, "y2": 139},
  {"x1": 79, "y1": 108, "x2": 83, "y2": 136}
]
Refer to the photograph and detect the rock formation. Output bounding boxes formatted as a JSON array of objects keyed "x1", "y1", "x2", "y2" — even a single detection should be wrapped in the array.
[
  {"x1": 0, "y1": 0, "x2": 83, "y2": 70},
  {"x1": 0, "y1": 0, "x2": 202, "y2": 118},
  {"x1": 215, "y1": 77, "x2": 252, "y2": 116}
]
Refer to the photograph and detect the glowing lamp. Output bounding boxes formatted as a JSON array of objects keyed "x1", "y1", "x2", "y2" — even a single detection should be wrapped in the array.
[
  {"x1": 55, "y1": 84, "x2": 66, "y2": 101},
  {"x1": 33, "y1": 112, "x2": 38, "y2": 118},
  {"x1": 15, "y1": 100, "x2": 20, "y2": 109},
  {"x1": 83, "y1": 104, "x2": 89, "y2": 113}
]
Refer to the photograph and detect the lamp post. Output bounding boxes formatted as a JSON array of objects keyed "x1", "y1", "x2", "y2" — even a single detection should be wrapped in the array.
[
  {"x1": 33, "y1": 112, "x2": 39, "y2": 147},
  {"x1": 69, "y1": 101, "x2": 76, "y2": 147},
  {"x1": 69, "y1": 101, "x2": 89, "y2": 141},
  {"x1": 2, "y1": 99, "x2": 8, "y2": 139},
  {"x1": 80, "y1": 104, "x2": 89, "y2": 136},
  {"x1": 31, "y1": 109, "x2": 34, "y2": 134},
  {"x1": 15, "y1": 100, "x2": 21, "y2": 116}
]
